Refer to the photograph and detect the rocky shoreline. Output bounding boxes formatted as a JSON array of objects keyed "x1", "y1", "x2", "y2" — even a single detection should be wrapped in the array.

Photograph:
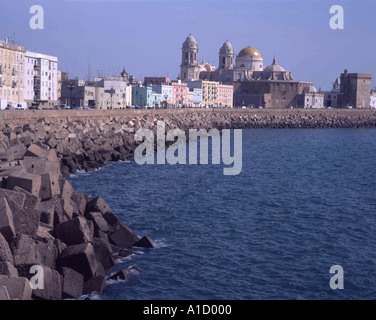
[{"x1": 1, "y1": 109, "x2": 376, "y2": 300}]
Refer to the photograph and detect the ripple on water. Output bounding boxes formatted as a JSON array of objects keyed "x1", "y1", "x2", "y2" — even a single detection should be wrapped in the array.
[{"x1": 69, "y1": 129, "x2": 376, "y2": 300}]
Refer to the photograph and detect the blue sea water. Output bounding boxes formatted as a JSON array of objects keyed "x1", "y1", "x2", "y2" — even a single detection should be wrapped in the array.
[{"x1": 69, "y1": 129, "x2": 376, "y2": 300}]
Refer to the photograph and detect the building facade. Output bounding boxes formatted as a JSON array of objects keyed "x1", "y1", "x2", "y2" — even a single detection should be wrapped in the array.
[
  {"x1": 218, "y1": 84, "x2": 233, "y2": 107},
  {"x1": 193, "y1": 88, "x2": 202, "y2": 107},
  {"x1": 172, "y1": 80, "x2": 188, "y2": 107},
  {"x1": 152, "y1": 84, "x2": 173, "y2": 103},
  {"x1": 340, "y1": 69, "x2": 371, "y2": 108},
  {"x1": 25, "y1": 51, "x2": 58, "y2": 108},
  {"x1": 132, "y1": 86, "x2": 152, "y2": 107},
  {"x1": 234, "y1": 56, "x2": 319, "y2": 108},
  {"x1": 0, "y1": 39, "x2": 26, "y2": 108},
  {"x1": 324, "y1": 77, "x2": 343, "y2": 108}
]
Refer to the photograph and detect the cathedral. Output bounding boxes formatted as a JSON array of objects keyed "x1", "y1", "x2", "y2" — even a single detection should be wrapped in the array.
[
  {"x1": 180, "y1": 34, "x2": 265, "y2": 84},
  {"x1": 179, "y1": 35, "x2": 324, "y2": 108}
]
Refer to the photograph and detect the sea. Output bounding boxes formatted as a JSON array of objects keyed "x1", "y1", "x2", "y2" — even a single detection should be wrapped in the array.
[{"x1": 69, "y1": 128, "x2": 376, "y2": 300}]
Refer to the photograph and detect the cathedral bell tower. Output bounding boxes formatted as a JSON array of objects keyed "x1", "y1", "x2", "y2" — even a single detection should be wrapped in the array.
[
  {"x1": 180, "y1": 34, "x2": 199, "y2": 81},
  {"x1": 219, "y1": 40, "x2": 234, "y2": 70}
]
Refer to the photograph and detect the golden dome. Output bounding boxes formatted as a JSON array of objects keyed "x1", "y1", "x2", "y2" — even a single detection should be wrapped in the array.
[{"x1": 238, "y1": 46, "x2": 262, "y2": 58}]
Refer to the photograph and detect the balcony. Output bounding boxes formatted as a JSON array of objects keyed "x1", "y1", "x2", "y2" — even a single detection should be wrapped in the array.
[{"x1": 34, "y1": 65, "x2": 40, "y2": 69}]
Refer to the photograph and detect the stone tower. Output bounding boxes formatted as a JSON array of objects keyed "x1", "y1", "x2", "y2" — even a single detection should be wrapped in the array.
[
  {"x1": 180, "y1": 35, "x2": 199, "y2": 81},
  {"x1": 219, "y1": 40, "x2": 234, "y2": 70}
]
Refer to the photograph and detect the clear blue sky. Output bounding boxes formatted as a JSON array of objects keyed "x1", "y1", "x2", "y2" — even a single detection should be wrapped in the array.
[{"x1": 1, "y1": 0, "x2": 375, "y2": 90}]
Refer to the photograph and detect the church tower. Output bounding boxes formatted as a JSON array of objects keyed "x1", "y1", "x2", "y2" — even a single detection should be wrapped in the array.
[
  {"x1": 180, "y1": 35, "x2": 199, "y2": 81},
  {"x1": 219, "y1": 40, "x2": 234, "y2": 70}
]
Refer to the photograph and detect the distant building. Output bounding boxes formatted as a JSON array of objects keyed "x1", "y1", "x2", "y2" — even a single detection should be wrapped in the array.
[
  {"x1": 152, "y1": 84, "x2": 173, "y2": 103},
  {"x1": 151, "y1": 91, "x2": 162, "y2": 108},
  {"x1": 0, "y1": 39, "x2": 26, "y2": 109},
  {"x1": 370, "y1": 91, "x2": 376, "y2": 109},
  {"x1": 340, "y1": 69, "x2": 371, "y2": 108},
  {"x1": 89, "y1": 73, "x2": 132, "y2": 108},
  {"x1": 234, "y1": 56, "x2": 319, "y2": 108},
  {"x1": 57, "y1": 70, "x2": 62, "y2": 106},
  {"x1": 144, "y1": 77, "x2": 170, "y2": 86},
  {"x1": 187, "y1": 90, "x2": 194, "y2": 108},
  {"x1": 172, "y1": 80, "x2": 188, "y2": 107},
  {"x1": 61, "y1": 74, "x2": 130, "y2": 110},
  {"x1": 302, "y1": 85, "x2": 324, "y2": 109},
  {"x1": 132, "y1": 86, "x2": 152, "y2": 107},
  {"x1": 324, "y1": 77, "x2": 344, "y2": 108},
  {"x1": 323, "y1": 71, "x2": 372, "y2": 108},
  {"x1": 186, "y1": 80, "x2": 219, "y2": 107},
  {"x1": 218, "y1": 84, "x2": 233, "y2": 107},
  {"x1": 25, "y1": 51, "x2": 58, "y2": 108},
  {"x1": 193, "y1": 88, "x2": 202, "y2": 107}
]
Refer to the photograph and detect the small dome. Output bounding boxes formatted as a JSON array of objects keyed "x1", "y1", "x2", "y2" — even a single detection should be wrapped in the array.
[
  {"x1": 264, "y1": 56, "x2": 286, "y2": 73},
  {"x1": 238, "y1": 46, "x2": 262, "y2": 58},
  {"x1": 219, "y1": 40, "x2": 234, "y2": 53},
  {"x1": 303, "y1": 84, "x2": 318, "y2": 94},
  {"x1": 184, "y1": 34, "x2": 197, "y2": 44}
]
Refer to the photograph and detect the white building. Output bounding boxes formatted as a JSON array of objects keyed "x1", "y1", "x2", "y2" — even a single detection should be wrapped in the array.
[
  {"x1": 303, "y1": 85, "x2": 324, "y2": 109},
  {"x1": 152, "y1": 84, "x2": 173, "y2": 103},
  {"x1": 93, "y1": 76, "x2": 132, "y2": 108},
  {"x1": 25, "y1": 51, "x2": 58, "y2": 108},
  {"x1": 371, "y1": 91, "x2": 376, "y2": 109}
]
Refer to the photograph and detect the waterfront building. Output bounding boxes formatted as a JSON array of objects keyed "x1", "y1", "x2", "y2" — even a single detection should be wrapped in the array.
[
  {"x1": 340, "y1": 69, "x2": 371, "y2": 108},
  {"x1": 61, "y1": 77, "x2": 125, "y2": 109},
  {"x1": 57, "y1": 70, "x2": 62, "y2": 106},
  {"x1": 186, "y1": 80, "x2": 221, "y2": 107},
  {"x1": 324, "y1": 77, "x2": 344, "y2": 108},
  {"x1": 187, "y1": 90, "x2": 194, "y2": 108},
  {"x1": 152, "y1": 84, "x2": 173, "y2": 104},
  {"x1": 370, "y1": 91, "x2": 376, "y2": 109},
  {"x1": 90, "y1": 74, "x2": 132, "y2": 108},
  {"x1": 218, "y1": 84, "x2": 233, "y2": 107},
  {"x1": 151, "y1": 91, "x2": 162, "y2": 108},
  {"x1": 193, "y1": 88, "x2": 202, "y2": 108},
  {"x1": 0, "y1": 39, "x2": 26, "y2": 109},
  {"x1": 24, "y1": 51, "x2": 58, "y2": 108},
  {"x1": 302, "y1": 85, "x2": 324, "y2": 109},
  {"x1": 132, "y1": 86, "x2": 152, "y2": 108},
  {"x1": 172, "y1": 80, "x2": 188, "y2": 107},
  {"x1": 233, "y1": 56, "x2": 318, "y2": 108}
]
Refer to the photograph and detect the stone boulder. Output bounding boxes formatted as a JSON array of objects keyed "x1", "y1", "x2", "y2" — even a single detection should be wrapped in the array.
[
  {"x1": 55, "y1": 217, "x2": 93, "y2": 246},
  {"x1": 132, "y1": 236, "x2": 155, "y2": 249},
  {"x1": 31, "y1": 266, "x2": 62, "y2": 300},
  {"x1": 58, "y1": 243, "x2": 98, "y2": 280},
  {"x1": 0, "y1": 276, "x2": 32, "y2": 300},
  {"x1": 85, "y1": 196, "x2": 112, "y2": 215},
  {"x1": 0, "y1": 233, "x2": 13, "y2": 264},
  {"x1": 61, "y1": 267, "x2": 84, "y2": 299},
  {"x1": 0, "y1": 197, "x2": 16, "y2": 242}
]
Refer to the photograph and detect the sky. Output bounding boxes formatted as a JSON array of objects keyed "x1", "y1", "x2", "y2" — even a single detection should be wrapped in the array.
[{"x1": 1, "y1": 0, "x2": 375, "y2": 90}]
